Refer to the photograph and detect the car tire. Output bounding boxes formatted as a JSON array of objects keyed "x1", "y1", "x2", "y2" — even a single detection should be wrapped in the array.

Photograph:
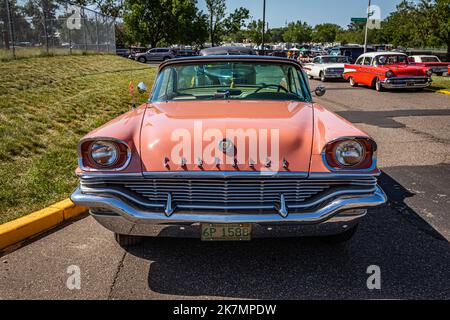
[
  {"x1": 435, "y1": 72, "x2": 443, "y2": 76},
  {"x1": 114, "y1": 233, "x2": 143, "y2": 248},
  {"x1": 138, "y1": 56, "x2": 146, "y2": 63},
  {"x1": 320, "y1": 72, "x2": 327, "y2": 82},
  {"x1": 349, "y1": 76, "x2": 357, "y2": 87},
  {"x1": 374, "y1": 77, "x2": 384, "y2": 92},
  {"x1": 320, "y1": 224, "x2": 358, "y2": 244}
]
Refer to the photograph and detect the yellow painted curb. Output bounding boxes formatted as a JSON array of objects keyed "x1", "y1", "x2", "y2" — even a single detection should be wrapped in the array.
[
  {"x1": 436, "y1": 89, "x2": 450, "y2": 95},
  {"x1": 0, "y1": 200, "x2": 87, "y2": 251}
]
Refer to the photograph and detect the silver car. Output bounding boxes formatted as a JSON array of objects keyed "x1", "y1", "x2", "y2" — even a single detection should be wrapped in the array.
[{"x1": 134, "y1": 48, "x2": 175, "y2": 63}]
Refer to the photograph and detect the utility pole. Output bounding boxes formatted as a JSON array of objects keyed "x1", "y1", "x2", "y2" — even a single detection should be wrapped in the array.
[
  {"x1": 364, "y1": 0, "x2": 371, "y2": 53},
  {"x1": 5, "y1": 0, "x2": 16, "y2": 59},
  {"x1": 261, "y1": 0, "x2": 266, "y2": 55}
]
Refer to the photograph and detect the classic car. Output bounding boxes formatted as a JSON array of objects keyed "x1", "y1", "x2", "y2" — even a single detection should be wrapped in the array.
[
  {"x1": 71, "y1": 56, "x2": 386, "y2": 248},
  {"x1": 408, "y1": 55, "x2": 449, "y2": 76},
  {"x1": 343, "y1": 52, "x2": 432, "y2": 91},
  {"x1": 199, "y1": 46, "x2": 257, "y2": 56},
  {"x1": 303, "y1": 55, "x2": 350, "y2": 82}
]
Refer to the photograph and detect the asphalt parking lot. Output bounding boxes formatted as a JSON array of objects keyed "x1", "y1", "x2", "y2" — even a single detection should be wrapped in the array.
[{"x1": 1, "y1": 78, "x2": 449, "y2": 299}]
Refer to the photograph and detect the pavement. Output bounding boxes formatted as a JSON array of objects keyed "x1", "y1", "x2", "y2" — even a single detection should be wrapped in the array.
[{"x1": 1, "y1": 79, "x2": 449, "y2": 299}]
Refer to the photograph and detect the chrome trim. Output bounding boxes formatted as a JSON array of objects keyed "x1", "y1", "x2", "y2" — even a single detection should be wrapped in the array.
[
  {"x1": 381, "y1": 76, "x2": 432, "y2": 89},
  {"x1": 90, "y1": 209, "x2": 368, "y2": 237},
  {"x1": 278, "y1": 194, "x2": 288, "y2": 218},
  {"x1": 71, "y1": 186, "x2": 386, "y2": 224},
  {"x1": 142, "y1": 171, "x2": 309, "y2": 179},
  {"x1": 165, "y1": 193, "x2": 174, "y2": 217},
  {"x1": 77, "y1": 137, "x2": 132, "y2": 172},
  {"x1": 320, "y1": 137, "x2": 378, "y2": 173}
]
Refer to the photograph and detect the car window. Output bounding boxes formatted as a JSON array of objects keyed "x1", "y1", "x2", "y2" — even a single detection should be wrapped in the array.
[
  {"x1": 363, "y1": 57, "x2": 372, "y2": 66},
  {"x1": 421, "y1": 56, "x2": 440, "y2": 62},
  {"x1": 355, "y1": 57, "x2": 364, "y2": 65},
  {"x1": 151, "y1": 62, "x2": 309, "y2": 102},
  {"x1": 313, "y1": 57, "x2": 320, "y2": 63}
]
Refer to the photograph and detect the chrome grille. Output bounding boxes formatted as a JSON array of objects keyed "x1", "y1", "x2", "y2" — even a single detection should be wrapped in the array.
[{"x1": 80, "y1": 176, "x2": 377, "y2": 212}]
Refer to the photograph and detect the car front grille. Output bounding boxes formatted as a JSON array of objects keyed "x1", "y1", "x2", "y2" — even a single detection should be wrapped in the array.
[{"x1": 80, "y1": 175, "x2": 378, "y2": 213}]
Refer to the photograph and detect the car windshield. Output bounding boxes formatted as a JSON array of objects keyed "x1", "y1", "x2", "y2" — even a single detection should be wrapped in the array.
[
  {"x1": 321, "y1": 56, "x2": 349, "y2": 63},
  {"x1": 375, "y1": 54, "x2": 408, "y2": 65},
  {"x1": 420, "y1": 56, "x2": 440, "y2": 62},
  {"x1": 151, "y1": 61, "x2": 310, "y2": 102}
]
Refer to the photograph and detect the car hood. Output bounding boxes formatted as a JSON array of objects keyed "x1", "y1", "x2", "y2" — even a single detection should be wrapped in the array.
[
  {"x1": 384, "y1": 65, "x2": 427, "y2": 76},
  {"x1": 140, "y1": 100, "x2": 314, "y2": 172}
]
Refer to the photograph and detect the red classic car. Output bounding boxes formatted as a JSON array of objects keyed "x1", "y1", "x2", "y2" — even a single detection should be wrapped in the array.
[
  {"x1": 408, "y1": 55, "x2": 449, "y2": 76},
  {"x1": 343, "y1": 52, "x2": 432, "y2": 91},
  {"x1": 71, "y1": 56, "x2": 386, "y2": 248}
]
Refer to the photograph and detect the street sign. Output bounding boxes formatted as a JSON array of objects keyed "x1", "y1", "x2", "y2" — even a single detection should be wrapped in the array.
[{"x1": 351, "y1": 17, "x2": 367, "y2": 23}]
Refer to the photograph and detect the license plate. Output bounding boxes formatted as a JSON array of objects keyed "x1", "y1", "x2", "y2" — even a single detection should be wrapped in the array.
[
  {"x1": 406, "y1": 81, "x2": 414, "y2": 87},
  {"x1": 201, "y1": 223, "x2": 251, "y2": 241}
]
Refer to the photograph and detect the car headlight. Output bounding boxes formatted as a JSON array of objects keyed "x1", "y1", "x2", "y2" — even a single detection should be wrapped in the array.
[
  {"x1": 426, "y1": 69, "x2": 432, "y2": 77},
  {"x1": 386, "y1": 70, "x2": 394, "y2": 78},
  {"x1": 333, "y1": 140, "x2": 365, "y2": 167},
  {"x1": 89, "y1": 141, "x2": 119, "y2": 167}
]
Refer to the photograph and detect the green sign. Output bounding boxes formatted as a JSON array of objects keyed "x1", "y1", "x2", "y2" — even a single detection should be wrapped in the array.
[{"x1": 351, "y1": 17, "x2": 367, "y2": 23}]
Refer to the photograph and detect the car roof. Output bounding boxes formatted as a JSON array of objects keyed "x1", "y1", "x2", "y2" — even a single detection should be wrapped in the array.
[
  {"x1": 158, "y1": 55, "x2": 303, "y2": 70},
  {"x1": 410, "y1": 55, "x2": 438, "y2": 58},
  {"x1": 199, "y1": 46, "x2": 256, "y2": 55},
  {"x1": 359, "y1": 51, "x2": 407, "y2": 58},
  {"x1": 316, "y1": 55, "x2": 346, "y2": 58}
]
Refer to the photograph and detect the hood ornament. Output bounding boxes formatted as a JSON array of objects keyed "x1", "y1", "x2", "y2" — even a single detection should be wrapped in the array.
[{"x1": 218, "y1": 138, "x2": 235, "y2": 155}]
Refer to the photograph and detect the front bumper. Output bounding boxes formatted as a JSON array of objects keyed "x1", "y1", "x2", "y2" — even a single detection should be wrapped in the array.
[
  {"x1": 381, "y1": 76, "x2": 431, "y2": 89},
  {"x1": 71, "y1": 185, "x2": 387, "y2": 237}
]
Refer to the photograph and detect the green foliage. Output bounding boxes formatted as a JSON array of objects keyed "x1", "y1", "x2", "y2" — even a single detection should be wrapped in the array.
[
  {"x1": 283, "y1": 21, "x2": 313, "y2": 44},
  {"x1": 313, "y1": 23, "x2": 342, "y2": 43},
  {"x1": 124, "y1": 0, "x2": 208, "y2": 47}
]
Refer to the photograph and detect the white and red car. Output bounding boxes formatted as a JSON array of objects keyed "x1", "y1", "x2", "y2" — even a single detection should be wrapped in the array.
[
  {"x1": 408, "y1": 55, "x2": 449, "y2": 76},
  {"x1": 303, "y1": 55, "x2": 349, "y2": 82}
]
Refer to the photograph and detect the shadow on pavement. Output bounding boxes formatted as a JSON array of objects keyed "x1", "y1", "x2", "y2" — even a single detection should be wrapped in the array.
[{"x1": 124, "y1": 167, "x2": 450, "y2": 299}]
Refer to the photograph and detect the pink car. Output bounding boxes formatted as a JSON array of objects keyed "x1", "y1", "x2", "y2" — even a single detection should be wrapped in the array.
[{"x1": 71, "y1": 56, "x2": 386, "y2": 248}]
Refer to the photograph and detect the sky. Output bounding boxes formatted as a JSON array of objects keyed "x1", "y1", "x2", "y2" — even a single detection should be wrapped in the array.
[{"x1": 197, "y1": 0, "x2": 416, "y2": 28}]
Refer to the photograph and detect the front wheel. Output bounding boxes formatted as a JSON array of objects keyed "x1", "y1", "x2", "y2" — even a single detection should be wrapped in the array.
[
  {"x1": 320, "y1": 72, "x2": 327, "y2": 82},
  {"x1": 114, "y1": 233, "x2": 143, "y2": 248},
  {"x1": 138, "y1": 56, "x2": 146, "y2": 63},
  {"x1": 320, "y1": 224, "x2": 358, "y2": 244},
  {"x1": 375, "y1": 77, "x2": 384, "y2": 92},
  {"x1": 349, "y1": 76, "x2": 357, "y2": 87}
]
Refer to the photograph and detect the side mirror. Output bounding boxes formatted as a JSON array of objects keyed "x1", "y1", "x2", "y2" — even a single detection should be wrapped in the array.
[
  {"x1": 314, "y1": 86, "x2": 326, "y2": 97},
  {"x1": 137, "y1": 82, "x2": 147, "y2": 94}
]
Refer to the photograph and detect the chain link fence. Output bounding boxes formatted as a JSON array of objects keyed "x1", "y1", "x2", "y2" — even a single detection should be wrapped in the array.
[{"x1": 0, "y1": 0, "x2": 116, "y2": 61}]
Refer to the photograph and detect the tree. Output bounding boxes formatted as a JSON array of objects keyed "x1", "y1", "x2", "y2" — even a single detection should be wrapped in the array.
[
  {"x1": 124, "y1": 0, "x2": 208, "y2": 47},
  {"x1": 420, "y1": 0, "x2": 450, "y2": 59},
  {"x1": 205, "y1": 0, "x2": 225, "y2": 46},
  {"x1": 223, "y1": 7, "x2": 249, "y2": 42},
  {"x1": 245, "y1": 19, "x2": 264, "y2": 45},
  {"x1": 283, "y1": 21, "x2": 312, "y2": 44},
  {"x1": 313, "y1": 23, "x2": 341, "y2": 43}
]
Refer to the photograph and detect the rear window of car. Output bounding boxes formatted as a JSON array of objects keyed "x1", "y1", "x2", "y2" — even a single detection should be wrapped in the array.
[{"x1": 420, "y1": 56, "x2": 440, "y2": 62}]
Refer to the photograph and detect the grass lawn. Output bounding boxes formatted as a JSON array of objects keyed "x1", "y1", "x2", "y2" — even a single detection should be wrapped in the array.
[
  {"x1": 0, "y1": 55, "x2": 156, "y2": 224},
  {"x1": 429, "y1": 75, "x2": 450, "y2": 91}
]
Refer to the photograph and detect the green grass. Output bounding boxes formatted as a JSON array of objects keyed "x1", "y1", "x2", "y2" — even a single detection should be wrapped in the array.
[
  {"x1": 0, "y1": 55, "x2": 155, "y2": 224},
  {"x1": 429, "y1": 75, "x2": 450, "y2": 91}
]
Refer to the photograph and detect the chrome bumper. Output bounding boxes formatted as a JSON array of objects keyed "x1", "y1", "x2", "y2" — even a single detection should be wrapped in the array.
[
  {"x1": 324, "y1": 73, "x2": 344, "y2": 78},
  {"x1": 381, "y1": 76, "x2": 431, "y2": 89},
  {"x1": 71, "y1": 186, "x2": 386, "y2": 237}
]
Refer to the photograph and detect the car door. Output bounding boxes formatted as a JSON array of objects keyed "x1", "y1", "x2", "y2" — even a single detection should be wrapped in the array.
[
  {"x1": 357, "y1": 56, "x2": 374, "y2": 86},
  {"x1": 146, "y1": 49, "x2": 157, "y2": 60},
  {"x1": 349, "y1": 56, "x2": 364, "y2": 83}
]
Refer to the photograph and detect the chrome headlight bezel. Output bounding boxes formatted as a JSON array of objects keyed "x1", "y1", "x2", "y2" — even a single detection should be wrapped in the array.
[
  {"x1": 426, "y1": 69, "x2": 433, "y2": 77},
  {"x1": 89, "y1": 140, "x2": 119, "y2": 167},
  {"x1": 385, "y1": 70, "x2": 394, "y2": 78},
  {"x1": 333, "y1": 140, "x2": 365, "y2": 167},
  {"x1": 78, "y1": 138, "x2": 132, "y2": 171}
]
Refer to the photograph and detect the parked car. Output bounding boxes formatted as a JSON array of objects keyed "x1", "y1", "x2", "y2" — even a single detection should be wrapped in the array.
[
  {"x1": 71, "y1": 55, "x2": 386, "y2": 248},
  {"x1": 174, "y1": 48, "x2": 198, "y2": 57},
  {"x1": 408, "y1": 55, "x2": 449, "y2": 76},
  {"x1": 328, "y1": 45, "x2": 376, "y2": 63},
  {"x1": 200, "y1": 46, "x2": 257, "y2": 56},
  {"x1": 134, "y1": 48, "x2": 176, "y2": 63},
  {"x1": 115, "y1": 46, "x2": 130, "y2": 58},
  {"x1": 343, "y1": 52, "x2": 432, "y2": 91},
  {"x1": 303, "y1": 55, "x2": 350, "y2": 82}
]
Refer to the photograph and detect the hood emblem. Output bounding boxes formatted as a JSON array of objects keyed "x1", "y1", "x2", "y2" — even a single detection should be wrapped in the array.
[{"x1": 218, "y1": 139, "x2": 235, "y2": 155}]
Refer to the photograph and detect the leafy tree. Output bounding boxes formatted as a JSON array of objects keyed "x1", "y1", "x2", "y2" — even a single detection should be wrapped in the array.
[
  {"x1": 245, "y1": 19, "x2": 264, "y2": 45},
  {"x1": 124, "y1": 0, "x2": 207, "y2": 47},
  {"x1": 313, "y1": 23, "x2": 341, "y2": 43},
  {"x1": 283, "y1": 20, "x2": 312, "y2": 44},
  {"x1": 205, "y1": 0, "x2": 225, "y2": 46},
  {"x1": 223, "y1": 7, "x2": 249, "y2": 42}
]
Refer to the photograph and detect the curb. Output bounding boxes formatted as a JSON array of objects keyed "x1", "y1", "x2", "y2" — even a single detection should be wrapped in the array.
[
  {"x1": 0, "y1": 199, "x2": 87, "y2": 251},
  {"x1": 436, "y1": 89, "x2": 450, "y2": 95}
]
